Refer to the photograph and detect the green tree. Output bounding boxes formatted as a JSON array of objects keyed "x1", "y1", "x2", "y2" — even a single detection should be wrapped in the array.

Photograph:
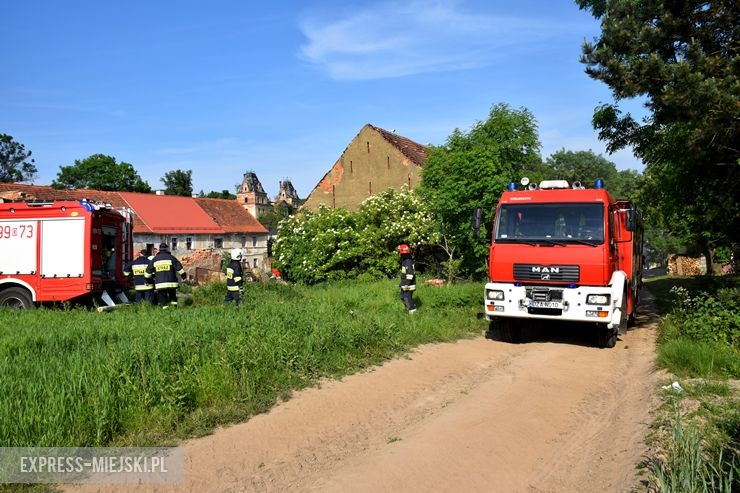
[
  {"x1": 543, "y1": 149, "x2": 642, "y2": 200},
  {"x1": 205, "y1": 189, "x2": 236, "y2": 199},
  {"x1": 52, "y1": 154, "x2": 151, "y2": 192},
  {"x1": 273, "y1": 188, "x2": 437, "y2": 283},
  {"x1": 259, "y1": 202, "x2": 296, "y2": 231},
  {"x1": 577, "y1": 0, "x2": 740, "y2": 264},
  {"x1": 0, "y1": 134, "x2": 37, "y2": 183},
  {"x1": 418, "y1": 103, "x2": 541, "y2": 276},
  {"x1": 161, "y1": 169, "x2": 193, "y2": 197}
]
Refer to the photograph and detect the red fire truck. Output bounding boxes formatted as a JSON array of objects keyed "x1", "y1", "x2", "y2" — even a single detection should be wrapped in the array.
[
  {"x1": 0, "y1": 200, "x2": 133, "y2": 309},
  {"x1": 481, "y1": 178, "x2": 644, "y2": 348}
]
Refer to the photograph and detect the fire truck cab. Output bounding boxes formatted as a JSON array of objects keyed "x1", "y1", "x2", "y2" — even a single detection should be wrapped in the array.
[
  {"x1": 0, "y1": 200, "x2": 133, "y2": 309},
  {"x1": 483, "y1": 178, "x2": 643, "y2": 348}
]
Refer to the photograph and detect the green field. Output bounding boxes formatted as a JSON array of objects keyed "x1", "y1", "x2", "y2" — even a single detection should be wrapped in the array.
[{"x1": 0, "y1": 279, "x2": 485, "y2": 448}]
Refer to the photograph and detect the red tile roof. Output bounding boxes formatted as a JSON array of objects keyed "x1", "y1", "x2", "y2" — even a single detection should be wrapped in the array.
[
  {"x1": 0, "y1": 183, "x2": 266, "y2": 235},
  {"x1": 196, "y1": 198, "x2": 268, "y2": 234},
  {"x1": 118, "y1": 192, "x2": 223, "y2": 234}
]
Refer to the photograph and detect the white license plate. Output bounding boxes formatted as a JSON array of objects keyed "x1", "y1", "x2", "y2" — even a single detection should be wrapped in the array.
[{"x1": 529, "y1": 300, "x2": 562, "y2": 309}]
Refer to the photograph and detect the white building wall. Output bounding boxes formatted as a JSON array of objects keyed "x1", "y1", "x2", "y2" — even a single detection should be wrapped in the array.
[{"x1": 133, "y1": 232, "x2": 270, "y2": 271}]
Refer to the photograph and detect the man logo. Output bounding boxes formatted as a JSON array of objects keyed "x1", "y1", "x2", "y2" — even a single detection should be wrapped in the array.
[
  {"x1": 541, "y1": 274, "x2": 550, "y2": 280},
  {"x1": 531, "y1": 266, "x2": 560, "y2": 274}
]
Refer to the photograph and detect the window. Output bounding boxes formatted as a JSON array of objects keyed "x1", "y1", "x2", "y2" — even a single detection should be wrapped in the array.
[
  {"x1": 241, "y1": 236, "x2": 247, "y2": 247},
  {"x1": 495, "y1": 203, "x2": 604, "y2": 244},
  {"x1": 186, "y1": 237, "x2": 192, "y2": 250},
  {"x1": 252, "y1": 236, "x2": 257, "y2": 247},
  {"x1": 253, "y1": 258, "x2": 257, "y2": 268},
  {"x1": 171, "y1": 237, "x2": 178, "y2": 251},
  {"x1": 214, "y1": 238, "x2": 223, "y2": 248}
]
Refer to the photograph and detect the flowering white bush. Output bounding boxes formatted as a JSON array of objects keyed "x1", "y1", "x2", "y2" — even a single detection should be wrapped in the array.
[{"x1": 274, "y1": 187, "x2": 438, "y2": 283}]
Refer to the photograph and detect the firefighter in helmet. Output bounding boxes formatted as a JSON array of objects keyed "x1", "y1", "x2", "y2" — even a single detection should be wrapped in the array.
[
  {"x1": 398, "y1": 243, "x2": 417, "y2": 313},
  {"x1": 145, "y1": 242, "x2": 187, "y2": 308},
  {"x1": 225, "y1": 248, "x2": 244, "y2": 305},
  {"x1": 123, "y1": 249, "x2": 155, "y2": 304}
]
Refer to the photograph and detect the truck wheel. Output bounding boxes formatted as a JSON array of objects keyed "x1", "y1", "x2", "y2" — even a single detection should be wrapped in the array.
[
  {"x1": 597, "y1": 325, "x2": 617, "y2": 348},
  {"x1": 618, "y1": 292, "x2": 629, "y2": 334},
  {"x1": 0, "y1": 287, "x2": 34, "y2": 309},
  {"x1": 627, "y1": 310, "x2": 637, "y2": 328},
  {"x1": 499, "y1": 319, "x2": 522, "y2": 344},
  {"x1": 627, "y1": 292, "x2": 638, "y2": 327}
]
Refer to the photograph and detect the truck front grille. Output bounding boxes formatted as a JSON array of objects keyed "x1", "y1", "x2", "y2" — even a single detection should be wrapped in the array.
[{"x1": 514, "y1": 264, "x2": 580, "y2": 282}]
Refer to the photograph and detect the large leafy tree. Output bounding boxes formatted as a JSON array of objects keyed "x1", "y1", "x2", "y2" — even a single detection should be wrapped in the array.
[
  {"x1": 0, "y1": 134, "x2": 37, "y2": 183},
  {"x1": 577, "y1": 0, "x2": 739, "y2": 261},
  {"x1": 418, "y1": 103, "x2": 541, "y2": 276},
  {"x1": 161, "y1": 169, "x2": 193, "y2": 196},
  {"x1": 52, "y1": 154, "x2": 151, "y2": 192},
  {"x1": 273, "y1": 188, "x2": 437, "y2": 283},
  {"x1": 543, "y1": 149, "x2": 643, "y2": 200}
]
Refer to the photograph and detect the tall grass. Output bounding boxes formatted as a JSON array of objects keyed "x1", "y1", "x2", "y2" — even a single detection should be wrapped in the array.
[
  {"x1": 0, "y1": 279, "x2": 485, "y2": 448},
  {"x1": 645, "y1": 275, "x2": 740, "y2": 492},
  {"x1": 648, "y1": 407, "x2": 738, "y2": 493}
]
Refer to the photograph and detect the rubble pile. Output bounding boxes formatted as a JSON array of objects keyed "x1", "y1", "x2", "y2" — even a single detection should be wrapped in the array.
[
  {"x1": 424, "y1": 279, "x2": 446, "y2": 287},
  {"x1": 179, "y1": 249, "x2": 224, "y2": 283}
]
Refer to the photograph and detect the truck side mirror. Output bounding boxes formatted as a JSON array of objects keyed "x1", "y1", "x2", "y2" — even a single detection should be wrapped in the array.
[
  {"x1": 625, "y1": 209, "x2": 635, "y2": 232},
  {"x1": 473, "y1": 207, "x2": 482, "y2": 239}
]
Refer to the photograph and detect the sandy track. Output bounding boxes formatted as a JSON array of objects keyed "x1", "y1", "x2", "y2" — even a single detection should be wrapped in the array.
[{"x1": 68, "y1": 293, "x2": 658, "y2": 493}]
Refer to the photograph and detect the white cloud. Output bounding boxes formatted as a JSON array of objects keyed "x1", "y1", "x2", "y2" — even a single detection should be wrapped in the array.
[{"x1": 298, "y1": 0, "x2": 576, "y2": 80}]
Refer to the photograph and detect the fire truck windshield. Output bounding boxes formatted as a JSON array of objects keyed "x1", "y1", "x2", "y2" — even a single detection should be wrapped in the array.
[{"x1": 495, "y1": 203, "x2": 604, "y2": 245}]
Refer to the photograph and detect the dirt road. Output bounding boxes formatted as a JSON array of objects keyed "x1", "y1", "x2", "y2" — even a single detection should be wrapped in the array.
[{"x1": 69, "y1": 294, "x2": 659, "y2": 493}]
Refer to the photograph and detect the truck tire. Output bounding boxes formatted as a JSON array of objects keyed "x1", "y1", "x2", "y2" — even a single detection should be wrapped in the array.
[
  {"x1": 0, "y1": 287, "x2": 34, "y2": 309},
  {"x1": 627, "y1": 291, "x2": 638, "y2": 327},
  {"x1": 499, "y1": 318, "x2": 522, "y2": 344},
  {"x1": 618, "y1": 291, "x2": 629, "y2": 335},
  {"x1": 597, "y1": 324, "x2": 617, "y2": 348}
]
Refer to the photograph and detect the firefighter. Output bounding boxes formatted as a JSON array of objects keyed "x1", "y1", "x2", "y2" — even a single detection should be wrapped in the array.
[
  {"x1": 123, "y1": 249, "x2": 155, "y2": 304},
  {"x1": 146, "y1": 242, "x2": 187, "y2": 308},
  {"x1": 398, "y1": 243, "x2": 417, "y2": 313},
  {"x1": 224, "y1": 248, "x2": 244, "y2": 305}
]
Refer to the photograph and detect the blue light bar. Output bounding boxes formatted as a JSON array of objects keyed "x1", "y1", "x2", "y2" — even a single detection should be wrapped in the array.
[
  {"x1": 594, "y1": 179, "x2": 604, "y2": 189},
  {"x1": 567, "y1": 283, "x2": 576, "y2": 289},
  {"x1": 507, "y1": 182, "x2": 517, "y2": 191}
]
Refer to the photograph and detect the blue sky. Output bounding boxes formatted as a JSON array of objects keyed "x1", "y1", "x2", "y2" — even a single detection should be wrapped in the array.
[{"x1": 2, "y1": 0, "x2": 646, "y2": 198}]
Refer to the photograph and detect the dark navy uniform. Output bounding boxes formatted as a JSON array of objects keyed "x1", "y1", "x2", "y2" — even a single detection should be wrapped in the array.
[
  {"x1": 123, "y1": 251, "x2": 155, "y2": 304},
  {"x1": 399, "y1": 244, "x2": 417, "y2": 312},
  {"x1": 225, "y1": 253, "x2": 244, "y2": 305},
  {"x1": 145, "y1": 244, "x2": 186, "y2": 307}
]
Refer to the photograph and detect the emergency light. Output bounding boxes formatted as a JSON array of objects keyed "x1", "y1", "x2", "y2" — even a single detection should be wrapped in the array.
[{"x1": 594, "y1": 179, "x2": 604, "y2": 189}]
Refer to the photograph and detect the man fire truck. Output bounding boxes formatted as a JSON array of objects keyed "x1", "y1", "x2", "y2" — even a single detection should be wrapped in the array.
[
  {"x1": 480, "y1": 178, "x2": 643, "y2": 348},
  {"x1": 0, "y1": 200, "x2": 133, "y2": 309}
]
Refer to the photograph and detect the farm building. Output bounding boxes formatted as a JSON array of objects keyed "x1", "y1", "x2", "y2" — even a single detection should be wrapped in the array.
[{"x1": 301, "y1": 124, "x2": 428, "y2": 212}]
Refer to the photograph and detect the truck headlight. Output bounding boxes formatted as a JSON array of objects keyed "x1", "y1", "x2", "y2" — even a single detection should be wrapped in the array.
[
  {"x1": 586, "y1": 294, "x2": 610, "y2": 305},
  {"x1": 486, "y1": 290, "x2": 505, "y2": 301}
]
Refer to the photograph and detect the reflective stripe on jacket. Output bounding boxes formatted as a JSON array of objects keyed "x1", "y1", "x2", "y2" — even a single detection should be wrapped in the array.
[
  {"x1": 226, "y1": 259, "x2": 244, "y2": 292},
  {"x1": 123, "y1": 256, "x2": 154, "y2": 291},
  {"x1": 146, "y1": 252, "x2": 185, "y2": 290},
  {"x1": 400, "y1": 257, "x2": 416, "y2": 291}
]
